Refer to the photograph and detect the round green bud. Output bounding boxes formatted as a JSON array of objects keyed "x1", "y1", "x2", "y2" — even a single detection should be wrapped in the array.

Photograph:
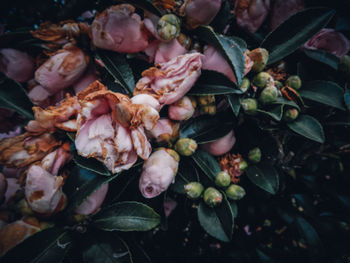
[
  {"x1": 200, "y1": 105, "x2": 216, "y2": 115},
  {"x1": 215, "y1": 171, "x2": 231, "y2": 188},
  {"x1": 339, "y1": 55, "x2": 350, "y2": 78},
  {"x1": 239, "y1": 77, "x2": 250, "y2": 93},
  {"x1": 184, "y1": 182, "x2": 204, "y2": 199},
  {"x1": 203, "y1": 187, "x2": 223, "y2": 207},
  {"x1": 283, "y1": 108, "x2": 299, "y2": 122},
  {"x1": 241, "y1": 98, "x2": 258, "y2": 114},
  {"x1": 248, "y1": 48, "x2": 269, "y2": 73},
  {"x1": 252, "y1": 72, "x2": 273, "y2": 88},
  {"x1": 17, "y1": 198, "x2": 34, "y2": 216},
  {"x1": 239, "y1": 159, "x2": 248, "y2": 171},
  {"x1": 274, "y1": 81, "x2": 283, "y2": 90},
  {"x1": 285, "y1": 75, "x2": 302, "y2": 90},
  {"x1": 174, "y1": 138, "x2": 198, "y2": 156},
  {"x1": 248, "y1": 147, "x2": 261, "y2": 163},
  {"x1": 225, "y1": 184, "x2": 246, "y2": 200},
  {"x1": 198, "y1": 95, "x2": 215, "y2": 106},
  {"x1": 157, "y1": 14, "x2": 181, "y2": 41},
  {"x1": 259, "y1": 85, "x2": 278, "y2": 105}
]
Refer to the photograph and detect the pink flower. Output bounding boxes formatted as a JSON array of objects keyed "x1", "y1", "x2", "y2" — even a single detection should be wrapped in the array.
[
  {"x1": 27, "y1": 84, "x2": 51, "y2": 106},
  {"x1": 168, "y1": 96, "x2": 195, "y2": 121},
  {"x1": 0, "y1": 48, "x2": 35, "y2": 82},
  {"x1": 147, "y1": 118, "x2": 179, "y2": 144},
  {"x1": 234, "y1": 0, "x2": 270, "y2": 33},
  {"x1": 3, "y1": 178, "x2": 20, "y2": 207},
  {"x1": 156, "y1": 39, "x2": 189, "y2": 64},
  {"x1": 303, "y1": 28, "x2": 350, "y2": 57},
  {"x1": 73, "y1": 67, "x2": 99, "y2": 94},
  {"x1": 164, "y1": 196, "x2": 177, "y2": 217},
  {"x1": 181, "y1": 0, "x2": 222, "y2": 29},
  {"x1": 134, "y1": 52, "x2": 202, "y2": 106},
  {"x1": 139, "y1": 148, "x2": 179, "y2": 198},
  {"x1": 131, "y1": 94, "x2": 161, "y2": 111},
  {"x1": 75, "y1": 183, "x2": 108, "y2": 215},
  {"x1": 35, "y1": 44, "x2": 89, "y2": 95},
  {"x1": 270, "y1": 0, "x2": 304, "y2": 31},
  {"x1": 91, "y1": 4, "x2": 149, "y2": 53},
  {"x1": 201, "y1": 130, "x2": 236, "y2": 156}
]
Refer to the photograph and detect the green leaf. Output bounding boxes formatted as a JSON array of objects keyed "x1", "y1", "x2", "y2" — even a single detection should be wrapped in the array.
[
  {"x1": 94, "y1": 201, "x2": 160, "y2": 231},
  {"x1": 344, "y1": 85, "x2": 350, "y2": 110},
  {"x1": 96, "y1": 50, "x2": 135, "y2": 95},
  {"x1": 303, "y1": 49, "x2": 340, "y2": 70},
  {"x1": 171, "y1": 159, "x2": 199, "y2": 194},
  {"x1": 287, "y1": 115, "x2": 325, "y2": 143},
  {"x1": 256, "y1": 105, "x2": 284, "y2": 121},
  {"x1": 261, "y1": 8, "x2": 335, "y2": 65},
  {"x1": 246, "y1": 163, "x2": 279, "y2": 194},
  {"x1": 299, "y1": 81, "x2": 345, "y2": 110},
  {"x1": 194, "y1": 26, "x2": 245, "y2": 84},
  {"x1": 227, "y1": 94, "x2": 241, "y2": 117},
  {"x1": 191, "y1": 149, "x2": 221, "y2": 181},
  {"x1": 73, "y1": 151, "x2": 111, "y2": 176},
  {"x1": 2, "y1": 227, "x2": 71, "y2": 263},
  {"x1": 126, "y1": 0, "x2": 162, "y2": 16},
  {"x1": 272, "y1": 97, "x2": 300, "y2": 111},
  {"x1": 0, "y1": 30, "x2": 33, "y2": 48},
  {"x1": 188, "y1": 84, "x2": 242, "y2": 95},
  {"x1": 0, "y1": 72, "x2": 34, "y2": 119}
]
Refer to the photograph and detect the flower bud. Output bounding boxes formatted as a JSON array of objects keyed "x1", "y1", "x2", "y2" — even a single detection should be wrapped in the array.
[
  {"x1": 157, "y1": 14, "x2": 181, "y2": 41},
  {"x1": 259, "y1": 85, "x2": 278, "y2": 105},
  {"x1": 240, "y1": 77, "x2": 250, "y2": 93},
  {"x1": 283, "y1": 108, "x2": 299, "y2": 122},
  {"x1": 168, "y1": 96, "x2": 196, "y2": 121},
  {"x1": 148, "y1": 118, "x2": 179, "y2": 145},
  {"x1": 198, "y1": 95, "x2": 215, "y2": 106},
  {"x1": 174, "y1": 138, "x2": 198, "y2": 156},
  {"x1": 200, "y1": 105, "x2": 216, "y2": 115},
  {"x1": 248, "y1": 147, "x2": 261, "y2": 163},
  {"x1": 241, "y1": 98, "x2": 258, "y2": 114},
  {"x1": 16, "y1": 198, "x2": 34, "y2": 216},
  {"x1": 248, "y1": 48, "x2": 269, "y2": 72},
  {"x1": 252, "y1": 72, "x2": 274, "y2": 88},
  {"x1": 203, "y1": 187, "x2": 222, "y2": 207},
  {"x1": 215, "y1": 171, "x2": 231, "y2": 188},
  {"x1": 285, "y1": 75, "x2": 302, "y2": 90},
  {"x1": 225, "y1": 184, "x2": 246, "y2": 200},
  {"x1": 274, "y1": 80, "x2": 283, "y2": 89},
  {"x1": 184, "y1": 182, "x2": 204, "y2": 199},
  {"x1": 201, "y1": 130, "x2": 236, "y2": 156},
  {"x1": 75, "y1": 183, "x2": 109, "y2": 215},
  {"x1": 239, "y1": 159, "x2": 248, "y2": 171}
]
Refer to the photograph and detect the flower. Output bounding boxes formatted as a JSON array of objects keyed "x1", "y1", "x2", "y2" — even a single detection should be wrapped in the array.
[
  {"x1": 139, "y1": 148, "x2": 179, "y2": 198},
  {"x1": 270, "y1": 0, "x2": 304, "y2": 31},
  {"x1": 219, "y1": 153, "x2": 245, "y2": 183},
  {"x1": 73, "y1": 67, "x2": 99, "y2": 94},
  {"x1": 131, "y1": 94, "x2": 161, "y2": 111},
  {"x1": 201, "y1": 130, "x2": 236, "y2": 156},
  {"x1": 147, "y1": 118, "x2": 179, "y2": 144},
  {"x1": 0, "y1": 48, "x2": 35, "y2": 82},
  {"x1": 303, "y1": 29, "x2": 350, "y2": 57},
  {"x1": 0, "y1": 173, "x2": 6, "y2": 204},
  {"x1": 91, "y1": 4, "x2": 149, "y2": 53},
  {"x1": 163, "y1": 196, "x2": 177, "y2": 217},
  {"x1": 134, "y1": 52, "x2": 202, "y2": 106},
  {"x1": 168, "y1": 96, "x2": 196, "y2": 121},
  {"x1": 75, "y1": 183, "x2": 109, "y2": 215}
]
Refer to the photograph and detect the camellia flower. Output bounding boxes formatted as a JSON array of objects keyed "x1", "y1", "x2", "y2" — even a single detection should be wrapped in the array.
[
  {"x1": 91, "y1": 4, "x2": 149, "y2": 53},
  {"x1": 168, "y1": 96, "x2": 196, "y2": 121},
  {"x1": 134, "y1": 52, "x2": 202, "y2": 106},
  {"x1": 0, "y1": 48, "x2": 35, "y2": 82},
  {"x1": 147, "y1": 118, "x2": 179, "y2": 144},
  {"x1": 131, "y1": 94, "x2": 161, "y2": 111},
  {"x1": 270, "y1": 0, "x2": 304, "y2": 31},
  {"x1": 73, "y1": 68, "x2": 99, "y2": 94},
  {"x1": 219, "y1": 153, "x2": 245, "y2": 183},
  {"x1": 139, "y1": 148, "x2": 179, "y2": 198},
  {"x1": 201, "y1": 130, "x2": 236, "y2": 156},
  {"x1": 75, "y1": 183, "x2": 108, "y2": 215},
  {"x1": 27, "y1": 84, "x2": 51, "y2": 107},
  {"x1": 303, "y1": 28, "x2": 350, "y2": 57},
  {"x1": 2, "y1": 177, "x2": 20, "y2": 207},
  {"x1": 75, "y1": 81, "x2": 159, "y2": 173}
]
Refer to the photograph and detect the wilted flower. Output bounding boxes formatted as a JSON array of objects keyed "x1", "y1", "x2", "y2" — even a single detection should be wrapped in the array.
[
  {"x1": 131, "y1": 94, "x2": 161, "y2": 111},
  {"x1": 219, "y1": 153, "x2": 245, "y2": 183},
  {"x1": 75, "y1": 183, "x2": 109, "y2": 215},
  {"x1": 0, "y1": 48, "x2": 35, "y2": 82},
  {"x1": 139, "y1": 148, "x2": 179, "y2": 198},
  {"x1": 203, "y1": 187, "x2": 222, "y2": 207},
  {"x1": 154, "y1": 37, "x2": 190, "y2": 64},
  {"x1": 285, "y1": 75, "x2": 302, "y2": 90},
  {"x1": 184, "y1": 182, "x2": 204, "y2": 199},
  {"x1": 270, "y1": 0, "x2": 304, "y2": 31},
  {"x1": 27, "y1": 84, "x2": 51, "y2": 107},
  {"x1": 168, "y1": 96, "x2": 196, "y2": 121},
  {"x1": 91, "y1": 4, "x2": 149, "y2": 53},
  {"x1": 134, "y1": 52, "x2": 202, "y2": 106},
  {"x1": 201, "y1": 130, "x2": 236, "y2": 156},
  {"x1": 73, "y1": 67, "x2": 99, "y2": 94},
  {"x1": 147, "y1": 118, "x2": 179, "y2": 144},
  {"x1": 225, "y1": 184, "x2": 246, "y2": 200},
  {"x1": 303, "y1": 29, "x2": 350, "y2": 57}
]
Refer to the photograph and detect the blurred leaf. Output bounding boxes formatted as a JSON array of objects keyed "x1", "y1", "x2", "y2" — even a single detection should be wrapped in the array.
[
  {"x1": 256, "y1": 105, "x2": 284, "y2": 121},
  {"x1": 93, "y1": 201, "x2": 160, "y2": 231},
  {"x1": 189, "y1": 84, "x2": 242, "y2": 95},
  {"x1": 261, "y1": 8, "x2": 335, "y2": 65},
  {"x1": 73, "y1": 151, "x2": 111, "y2": 176},
  {"x1": 246, "y1": 163, "x2": 279, "y2": 194},
  {"x1": 287, "y1": 115, "x2": 325, "y2": 143},
  {"x1": 171, "y1": 159, "x2": 199, "y2": 194},
  {"x1": 272, "y1": 97, "x2": 300, "y2": 111},
  {"x1": 344, "y1": 84, "x2": 350, "y2": 110},
  {"x1": 126, "y1": 0, "x2": 162, "y2": 16},
  {"x1": 0, "y1": 72, "x2": 33, "y2": 119},
  {"x1": 227, "y1": 94, "x2": 241, "y2": 117},
  {"x1": 300, "y1": 81, "x2": 345, "y2": 110},
  {"x1": 191, "y1": 149, "x2": 221, "y2": 181},
  {"x1": 0, "y1": 30, "x2": 33, "y2": 48},
  {"x1": 303, "y1": 49, "x2": 339, "y2": 70},
  {"x1": 3, "y1": 227, "x2": 71, "y2": 263}
]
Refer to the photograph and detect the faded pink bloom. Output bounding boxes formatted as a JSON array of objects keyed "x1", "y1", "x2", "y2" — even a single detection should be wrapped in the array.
[
  {"x1": 147, "y1": 118, "x2": 179, "y2": 144},
  {"x1": 270, "y1": 0, "x2": 304, "y2": 31},
  {"x1": 73, "y1": 68, "x2": 99, "y2": 94},
  {"x1": 0, "y1": 48, "x2": 35, "y2": 82},
  {"x1": 91, "y1": 4, "x2": 149, "y2": 53},
  {"x1": 168, "y1": 96, "x2": 195, "y2": 121},
  {"x1": 35, "y1": 44, "x2": 89, "y2": 95},
  {"x1": 134, "y1": 52, "x2": 202, "y2": 106},
  {"x1": 201, "y1": 130, "x2": 236, "y2": 156},
  {"x1": 164, "y1": 196, "x2": 177, "y2": 217},
  {"x1": 139, "y1": 148, "x2": 179, "y2": 198},
  {"x1": 181, "y1": 0, "x2": 222, "y2": 29},
  {"x1": 234, "y1": 0, "x2": 270, "y2": 33},
  {"x1": 28, "y1": 85, "x2": 51, "y2": 106},
  {"x1": 303, "y1": 28, "x2": 350, "y2": 57},
  {"x1": 0, "y1": 173, "x2": 6, "y2": 203},
  {"x1": 0, "y1": 126, "x2": 21, "y2": 141},
  {"x1": 155, "y1": 38, "x2": 189, "y2": 64},
  {"x1": 3, "y1": 178, "x2": 20, "y2": 206},
  {"x1": 131, "y1": 94, "x2": 161, "y2": 111},
  {"x1": 75, "y1": 183, "x2": 108, "y2": 215}
]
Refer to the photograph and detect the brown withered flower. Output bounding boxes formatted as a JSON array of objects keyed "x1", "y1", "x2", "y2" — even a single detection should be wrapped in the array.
[{"x1": 219, "y1": 153, "x2": 244, "y2": 183}]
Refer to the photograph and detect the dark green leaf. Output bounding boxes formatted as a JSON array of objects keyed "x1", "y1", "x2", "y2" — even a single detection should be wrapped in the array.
[
  {"x1": 189, "y1": 85, "x2": 242, "y2": 95},
  {"x1": 94, "y1": 201, "x2": 160, "y2": 231},
  {"x1": 171, "y1": 159, "x2": 199, "y2": 194},
  {"x1": 261, "y1": 8, "x2": 335, "y2": 64},
  {"x1": 73, "y1": 151, "x2": 111, "y2": 176},
  {"x1": 344, "y1": 85, "x2": 350, "y2": 110},
  {"x1": 272, "y1": 97, "x2": 300, "y2": 111},
  {"x1": 214, "y1": 195, "x2": 235, "y2": 239},
  {"x1": 246, "y1": 163, "x2": 279, "y2": 194},
  {"x1": 0, "y1": 31, "x2": 33, "y2": 48},
  {"x1": 303, "y1": 49, "x2": 339, "y2": 70},
  {"x1": 227, "y1": 94, "x2": 241, "y2": 117},
  {"x1": 126, "y1": 0, "x2": 162, "y2": 16},
  {"x1": 191, "y1": 149, "x2": 221, "y2": 181},
  {"x1": 0, "y1": 72, "x2": 33, "y2": 119},
  {"x1": 287, "y1": 115, "x2": 325, "y2": 143},
  {"x1": 299, "y1": 80, "x2": 345, "y2": 110},
  {"x1": 256, "y1": 105, "x2": 284, "y2": 121}
]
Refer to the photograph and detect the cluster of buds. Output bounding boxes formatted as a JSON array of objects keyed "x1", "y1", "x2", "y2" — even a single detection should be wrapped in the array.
[{"x1": 197, "y1": 95, "x2": 216, "y2": 115}]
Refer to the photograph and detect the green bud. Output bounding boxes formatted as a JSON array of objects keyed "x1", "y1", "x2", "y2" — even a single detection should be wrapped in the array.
[
  {"x1": 274, "y1": 81, "x2": 283, "y2": 90},
  {"x1": 215, "y1": 171, "x2": 231, "y2": 188},
  {"x1": 200, "y1": 105, "x2": 216, "y2": 115},
  {"x1": 239, "y1": 77, "x2": 250, "y2": 93},
  {"x1": 225, "y1": 184, "x2": 246, "y2": 200},
  {"x1": 252, "y1": 72, "x2": 273, "y2": 88},
  {"x1": 198, "y1": 95, "x2": 215, "y2": 106},
  {"x1": 174, "y1": 138, "x2": 198, "y2": 156},
  {"x1": 248, "y1": 147, "x2": 261, "y2": 163},
  {"x1": 203, "y1": 187, "x2": 223, "y2": 207},
  {"x1": 39, "y1": 221, "x2": 55, "y2": 230},
  {"x1": 17, "y1": 198, "x2": 34, "y2": 216},
  {"x1": 283, "y1": 108, "x2": 299, "y2": 122},
  {"x1": 241, "y1": 98, "x2": 258, "y2": 114},
  {"x1": 239, "y1": 159, "x2": 248, "y2": 171},
  {"x1": 259, "y1": 85, "x2": 278, "y2": 105},
  {"x1": 248, "y1": 48, "x2": 269, "y2": 72},
  {"x1": 285, "y1": 75, "x2": 302, "y2": 90},
  {"x1": 339, "y1": 55, "x2": 350, "y2": 78},
  {"x1": 157, "y1": 14, "x2": 181, "y2": 41},
  {"x1": 184, "y1": 182, "x2": 204, "y2": 199}
]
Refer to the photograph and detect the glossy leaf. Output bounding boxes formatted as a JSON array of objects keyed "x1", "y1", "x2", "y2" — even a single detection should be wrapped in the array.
[
  {"x1": 256, "y1": 105, "x2": 284, "y2": 121},
  {"x1": 73, "y1": 151, "x2": 111, "y2": 176},
  {"x1": 246, "y1": 163, "x2": 279, "y2": 194},
  {"x1": 189, "y1": 84, "x2": 242, "y2": 95},
  {"x1": 303, "y1": 49, "x2": 339, "y2": 70},
  {"x1": 261, "y1": 8, "x2": 335, "y2": 64},
  {"x1": 272, "y1": 97, "x2": 300, "y2": 111},
  {"x1": 171, "y1": 159, "x2": 199, "y2": 194},
  {"x1": 126, "y1": 0, "x2": 162, "y2": 16},
  {"x1": 227, "y1": 94, "x2": 241, "y2": 117},
  {"x1": 94, "y1": 201, "x2": 160, "y2": 231},
  {"x1": 344, "y1": 85, "x2": 350, "y2": 110},
  {"x1": 191, "y1": 149, "x2": 221, "y2": 181},
  {"x1": 287, "y1": 115, "x2": 325, "y2": 143}
]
